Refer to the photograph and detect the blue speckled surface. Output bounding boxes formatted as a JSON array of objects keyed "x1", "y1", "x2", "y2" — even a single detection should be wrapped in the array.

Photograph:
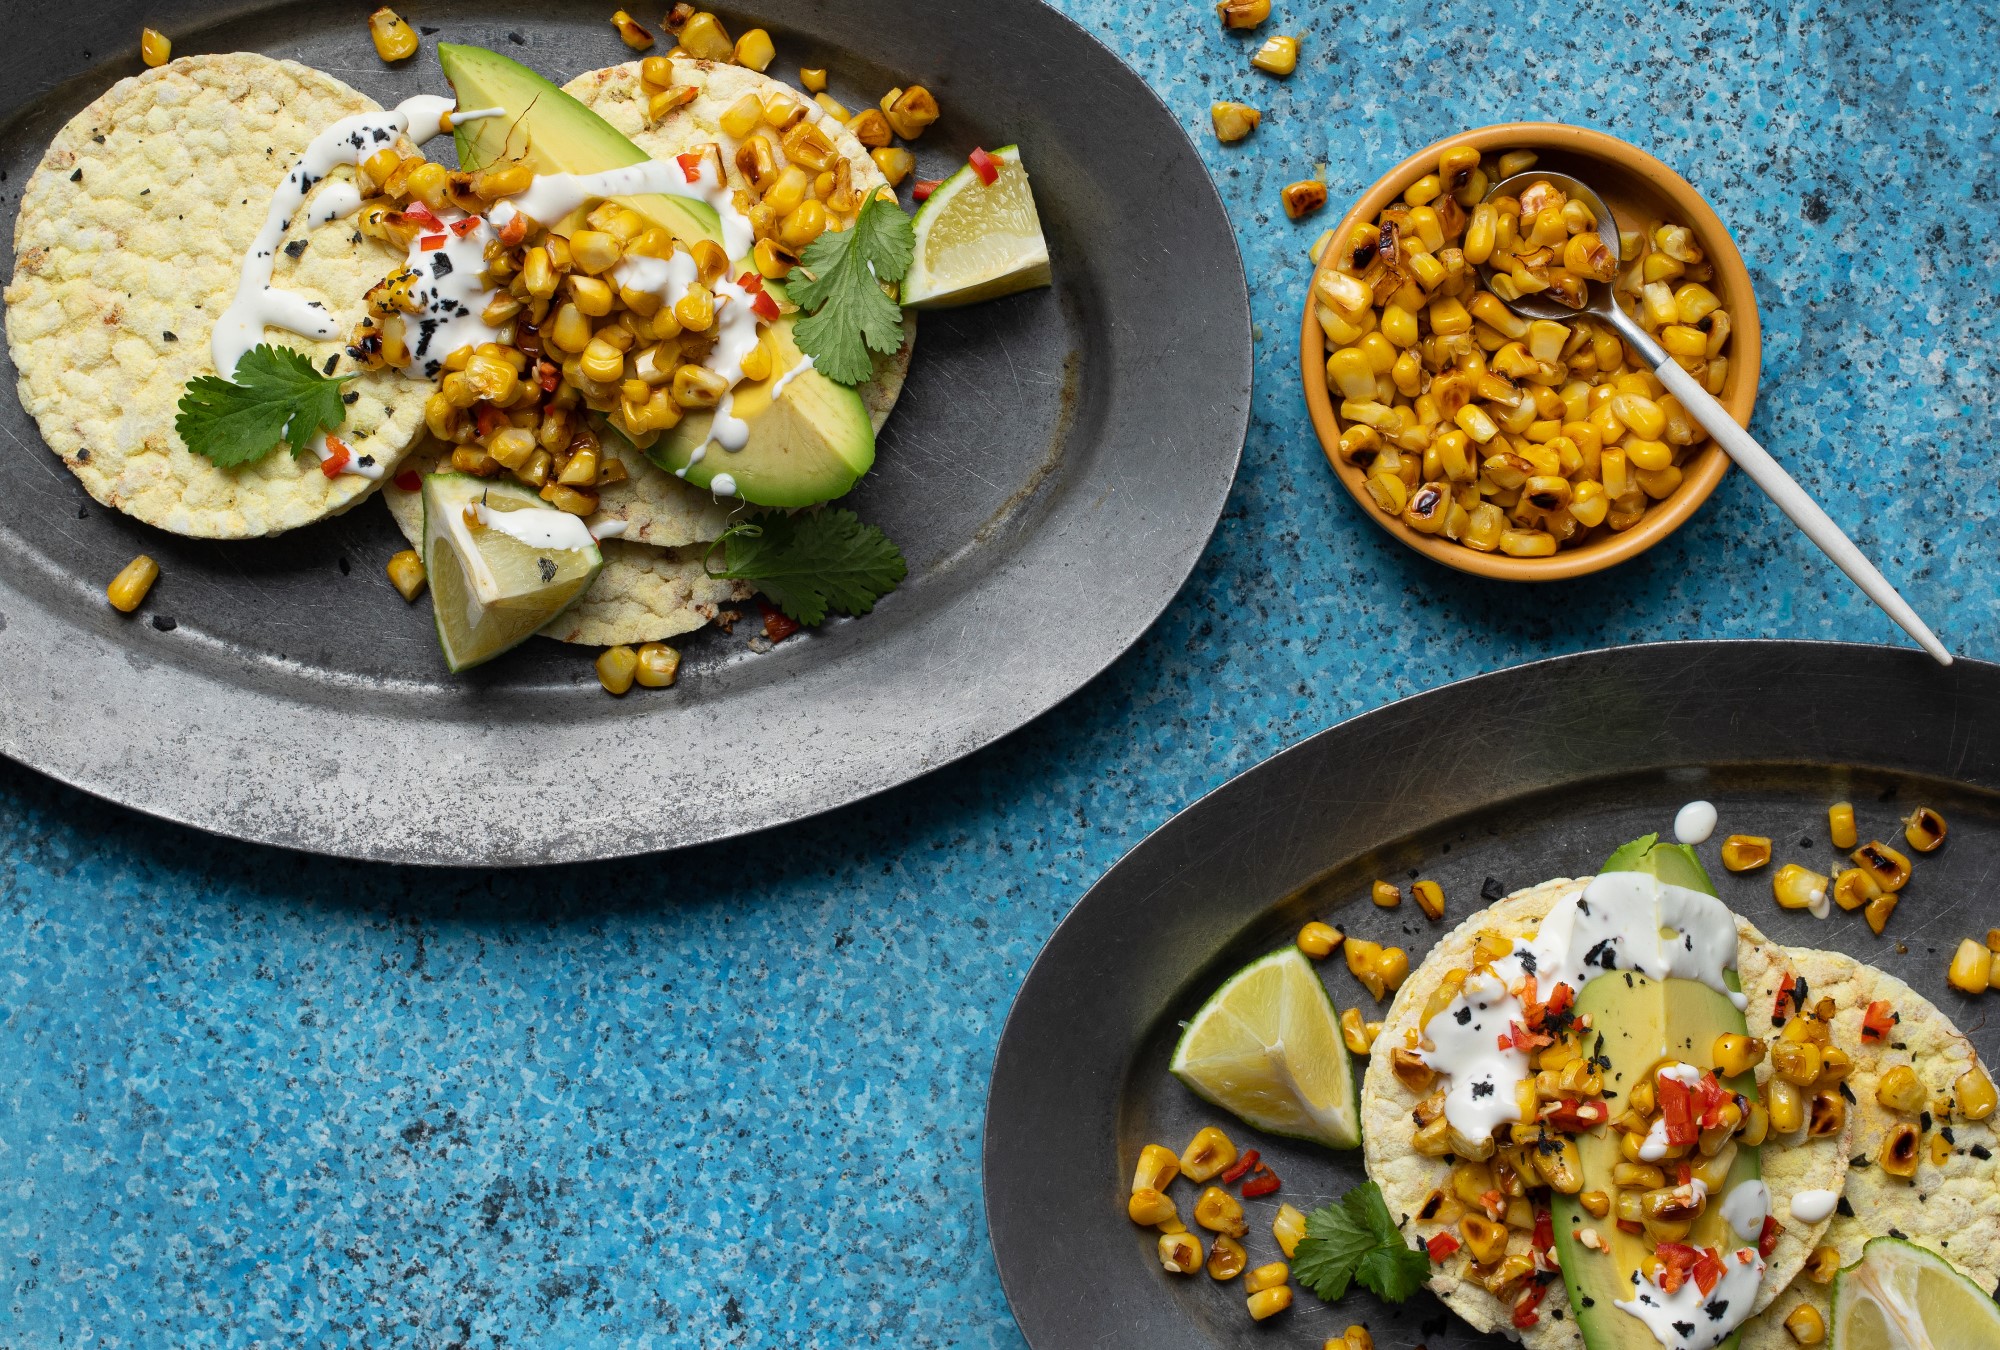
[{"x1": 3, "y1": 1, "x2": 1998, "y2": 1344}]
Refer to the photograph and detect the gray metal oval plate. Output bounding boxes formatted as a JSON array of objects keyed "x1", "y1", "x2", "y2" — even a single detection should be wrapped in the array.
[
  {"x1": 985, "y1": 640, "x2": 2000, "y2": 1349},
  {"x1": 0, "y1": 0, "x2": 1249, "y2": 864}
]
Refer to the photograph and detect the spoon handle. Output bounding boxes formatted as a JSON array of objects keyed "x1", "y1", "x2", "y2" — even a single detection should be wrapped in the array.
[{"x1": 1605, "y1": 309, "x2": 1952, "y2": 665}]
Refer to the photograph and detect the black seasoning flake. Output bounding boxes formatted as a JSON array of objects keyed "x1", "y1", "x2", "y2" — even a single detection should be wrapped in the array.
[
  {"x1": 324, "y1": 354, "x2": 339, "y2": 375},
  {"x1": 1454, "y1": 1006, "x2": 1473, "y2": 1025},
  {"x1": 1853, "y1": 1155, "x2": 1872, "y2": 1168},
  {"x1": 1942, "y1": 1126, "x2": 1957, "y2": 1144},
  {"x1": 1921, "y1": 1110, "x2": 1933, "y2": 1132},
  {"x1": 538, "y1": 557, "x2": 557, "y2": 583},
  {"x1": 1581, "y1": 1296, "x2": 1595, "y2": 1308},
  {"x1": 508, "y1": 30, "x2": 526, "y2": 43},
  {"x1": 1840, "y1": 1082, "x2": 1856, "y2": 1103},
  {"x1": 1584, "y1": 939, "x2": 1618, "y2": 971},
  {"x1": 1837, "y1": 1196, "x2": 1855, "y2": 1216},
  {"x1": 1704, "y1": 1299, "x2": 1730, "y2": 1321},
  {"x1": 343, "y1": 391, "x2": 359, "y2": 405},
  {"x1": 357, "y1": 455, "x2": 374, "y2": 468},
  {"x1": 69, "y1": 168, "x2": 81, "y2": 182},
  {"x1": 161, "y1": 330, "x2": 177, "y2": 341},
  {"x1": 150, "y1": 615, "x2": 176, "y2": 632},
  {"x1": 431, "y1": 252, "x2": 454, "y2": 277},
  {"x1": 1519, "y1": 951, "x2": 1538, "y2": 975},
  {"x1": 1472, "y1": 1081, "x2": 1495, "y2": 1099},
  {"x1": 1481, "y1": 877, "x2": 1506, "y2": 901},
  {"x1": 1889, "y1": 1227, "x2": 1908, "y2": 1239},
  {"x1": 284, "y1": 239, "x2": 308, "y2": 259},
  {"x1": 1673, "y1": 1320, "x2": 1696, "y2": 1337},
  {"x1": 1971, "y1": 1144, "x2": 1992, "y2": 1161}
]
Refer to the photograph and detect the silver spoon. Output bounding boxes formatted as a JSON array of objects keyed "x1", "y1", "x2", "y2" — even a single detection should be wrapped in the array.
[{"x1": 1480, "y1": 170, "x2": 1950, "y2": 666}]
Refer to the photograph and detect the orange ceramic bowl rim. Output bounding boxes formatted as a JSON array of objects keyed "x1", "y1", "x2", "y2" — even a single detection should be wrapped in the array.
[{"x1": 1299, "y1": 122, "x2": 1762, "y2": 581}]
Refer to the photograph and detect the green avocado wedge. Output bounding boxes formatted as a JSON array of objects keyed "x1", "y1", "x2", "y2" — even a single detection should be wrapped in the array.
[
  {"x1": 1551, "y1": 834, "x2": 1762, "y2": 1350},
  {"x1": 436, "y1": 43, "x2": 878, "y2": 509}
]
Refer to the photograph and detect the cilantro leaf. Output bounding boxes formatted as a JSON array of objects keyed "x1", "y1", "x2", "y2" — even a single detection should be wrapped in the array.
[
  {"x1": 705, "y1": 509, "x2": 906, "y2": 626},
  {"x1": 789, "y1": 193, "x2": 913, "y2": 386},
  {"x1": 174, "y1": 345, "x2": 352, "y2": 468},
  {"x1": 1292, "y1": 1182, "x2": 1432, "y2": 1305}
]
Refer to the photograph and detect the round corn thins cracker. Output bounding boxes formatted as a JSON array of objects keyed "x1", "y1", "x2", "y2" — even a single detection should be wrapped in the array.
[
  {"x1": 382, "y1": 443, "x2": 751, "y2": 647},
  {"x1": 1737, "y1": 947, "x2": 2000, "y2": 1350},
  {"x1": 1361, "y1": 880, "x2": 1849, "y2": 1346},
  {"x1": 558, "y1": 59, "x2": 915, "y2": 544},
  {"x1": 4, "y1": 54, "x2": 428, "y2": 537}
]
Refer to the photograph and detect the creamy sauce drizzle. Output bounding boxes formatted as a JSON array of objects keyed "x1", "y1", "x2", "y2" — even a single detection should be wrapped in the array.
[
  {"x1": 488, "y1": 155, "x2": 753, "y2": 260},
  {"x1": 709, "y1": 472, "x2": 738, "y2": 498},
  {"x1": 586, "y1": 517, "x2": 628, "y2": 541},
  {"x1": 1675, "y1": 800, "x2": 1718, "y2": 845},
  {"x1": 1614, "y1": 1246, "x2": 1765, "y2": 1350},
  {"x1": 1788, "y1": 1188, "x2": 1838, "y2": 1224},
  {"x1": 1720, "y1": 1179, "x2": 1770, "y2": 1242},
  {"x1": 305, "y1": 431, "x2": 386, "y2": 481},
  {"x1": 471, "y1": 500, "x2": 596, "y2": 551},
  {"x1": 395, "y1": 210, "x2": 503, "y2": 379},
  {"x1": 768, "y1": 353, "x2": 817, "y2": 400}
]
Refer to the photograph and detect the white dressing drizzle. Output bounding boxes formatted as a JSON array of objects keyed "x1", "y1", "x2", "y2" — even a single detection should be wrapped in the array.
[
  {"x1": 1675, "y1": 800, "x2": 1718, "y2": 845},
  {"x1": 710, "y1": 472, "x2": 738, "y2": 498},
  {"x1": 395, "y1": 210, "x2": 503, "y2": 380},
  {"x1": 471, "y1": 501, "x2": 596, "y2": 552},
  {"x1": 1638, "y1": 1113, "x2": 1673, "y2": 1162},
  {"x1": 487, "y1": 154, "x2": 754, "y2": 261},
  {"x1": 1720, "y1": 1179, "x2": 1770, "y2": 1242},
  {"x1": 1788, "y1": 1188, "x2": 1838, "y2": 1224},
  {"x1": 305, "y1": 431, "x2": 386, "y2": 481},
  {"x1": 1614, "y1": 1246, "x2": 1765, "y2": 1350},
  {"x1": 768, "y1": 353, "x2": 816, "y2": 400},
  {"x1": 586, "y1": 517, "x2": 628, "y2": 541}
]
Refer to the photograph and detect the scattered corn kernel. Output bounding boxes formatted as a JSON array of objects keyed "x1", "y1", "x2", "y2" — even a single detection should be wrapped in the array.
[
  {"x1": 612, "y1": 10, "x2": 654, "y2": 48},
  {"x1": 1297, "y1": 921, "x2": 1344, "y2": 959},
  {"x1": 732, "y1": 28, "x2": 775, "y2": 71},
  {"x1": 1772, "y1": 863, "x2": 1828, "y2": 912},
  {"x1": 1827, "y1": 801, "x2": 1858, "y2": 849},
  {"x1": 1180, "y1": 1126, "x2": 1237, "y2": 1182},
  {"x1": 1949, "y1": 938, "x2": 1992, "y2": 994},
  {"x1": 386, "y1": 549, "x2": 426, "y2": 601},
  {"x1": 1159, "y1": 1230, "x2": 1203, "y2": 1274},
  {"x1": 1282, "y1": 180, "x2": 1328, "y2": 220},
  {"x1": 1411, "y1": 879, "x2": 1445, "y2": 920},
  {"x1": 1272, "y1": 1204, "x2": 1307, "y2": 1258},
  {"x1": 106, "y1": 554, "x2": 159, "y2": 613},
  {"x1": 1246, "y1": 1285, "x2": 1292, "y2": 1320},
  {"x1": 595, "y1": 645, "x2": 638, "y2": 695},
  {"x1": 1207, "y1": 1235, "x2": 1248, "y2": 1280},
  {"x1": 1720, "y1": 835, "x2": 1772, "y2": 871},
  {"x1": 1784, "y1": 1303, "x2": 1826, "y2": 1346},
  {"x1": 1216, "y1": 0, "x2": 1271, "y2": 27},
  {"x1": 1372, "y1": 880, "x2": 1400, "y2": 908},
  {"x1": 368, "y1": 7, "x2": 419, "y2": 62},
  {"x1": 140, "y1": 27, "x2": 171, "y2": 66},
  {"x1": 1340, "y1": 1007, "x2": 1378, "y2": 1055},
  {"x1": 1244, "y1": 1261, "x2": 1288, "y2": 1295},
  {"x1": 1902, "y1": 806, "x2": 1947, "y2": 853},
  {"x1": 1954, "y1": 1064, "x2": 1996, "y2": 1121},
  {"x1": 1251, "y1": 34, "x2": 1298, "y2": 75},
  {"x1": 1211, "y1": 102, "x2": 1259, "y2": 142}
]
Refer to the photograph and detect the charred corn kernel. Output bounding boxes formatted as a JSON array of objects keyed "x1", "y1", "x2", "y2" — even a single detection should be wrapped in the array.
[
  {"x1": 1573, "y1": 1189, "x2": 1609, "y2": 1219},
  {"x1": 1211, "y1": 102, "x2": 1260, "y2": 142},
  {"x1": 1865, "y1": 890, "x2": 1899, "y2": 935},
  {"x1": 1875, "y1": 1064, "x2": 1926, "y2": 1113},
  {"x1": 1272, "y1": 1204, "x2": 1307, "y2": 1258},
  {"x1": 566, "y1": 274, "x2": 616, "y2": 319},
  {"x1": 1364, "y1": 880, "x2": 1398, "y2": 909},
  {"x1": 1772, "y1": 1040, "x2": 1822, "y2": 1086},
  {"x1": 748, "y1": 238, "x2": 800, "y2": 283},
  {"x1": 648, "y1": 86, "x2": 698, "y2": 122},
  {"x1": 548, "y1": 303, "x2": 591, "y2": 354},
  {"x1": 1853, "y1": 840, "x2": 1912, "y2": 891},
  {"x1": 1801, "y1": 1244, "x2": 1840, "y2": 1285},
  {"x1": 677, "y1": 11, "x2": 733, "y2": 59},
  {"x1": 1828, "y1": 802, "x2": 1858, "y2": 849},
  {"x1": 1246, "y1": 1286, "x2": 1292, "y2": 1321},
  {"x1": 711, "y1": 93, "x2": 766, "y2": 142},
  {"x1": 1244, "y1": 1261, "x2": 1288, "y2": 1295},
  {"x1": 882, "y1": 85, "x2": 940, "y2": 140},
  {"x1": 1296, "y1": 920, "x2": 1343, "y2": 959},
  {"x1": 1767, "y1": 1079, "x2": 1803, "y2": 1134},
  {"x1": 1807, "y1": 1090, "x2": 1845, "y2": 1138},
  {"x1": 732, "y1": 27, "x2": 774, "y2": 70},
  {"x1": 1181, "y1": 1127, "x2": 1237, "y2": 1182},
  {"x1": 1340, "y1": 1008, "x2": 1378, "y2": 1055},
  {"x1": 1206, "y1": 1234, "x2": 1248, "y2": 1280},
  {"x1": 1949, "y1": 938, "x2": 1993, "y2": 993},
  {"x1": 1832, "y1": 868, "x2": 1878, "y2": 911},
  {"x1": 1129, "y1": 1187, "x2": 1178, "y2": 1226},
  {"x1": 487, "y1": 427, "x2": 536, "y2": 471},
  {"x1": 1534, "y1": 1139, "x2": 1583, "y2": 1193},
  {"x1": 868, "y1": 145, "x2": 914, "y2": 188},
  {"x1": 1499, "y1": 528, "x2": 1555, "y2": 557},
  {"x1": 1878, "y1": 1121, "x2": 1921, "y2": 1179},
  {"x1": 612, "y1": 10, "x2": 654, "y2": 49},
  {"x1": 570, "y1": 230, "x2": 623, "y2": 275},
  {"x1": 673, "y1": 283, "x2": 716, "y2": 333},
  {"x1": 1132, "y1": 1144, "x2": 1180, "y2": 1193},
  {"x1": 1713, "y1": 1033, "x2": 1765, "y2": 1078},
  {"x1": 1954, "y1": 1064, "x2": 1997, "y2": 1120},
  {"x1": 1391, "y1": 1047, "x2": 1435, "y2": 1094},
  {"x1": 1903, "y1": 806, "x2": 1947, "y2": 852},
  {"x1": 1373, "y1": 946, "x2": 1410, "y2": 994},
  {"x1": 1194, "y1": 1185, "x2": 1247, "y2": 1237},
  {"x1": 369, "y1": 7, "x2": 418, "y2": 61},
  {"x1": 140, "y1": 26, "x2": 171, "y2": 66},
  {"x1": 1737, "y1": 1098, "x2": 1769, "y2": 1146},
  {"x1": 540, "y1": 481, "x2": 598, "y2": 515},
  {"x1": 1158, "y1": 1230, "x2": 1202, "y2": 1274},
  {"x1": 1411, "y1": 880, "x2": 1445, "y2": 920},
  {"x1": 1216, "y1": 0, "x2": 1271, "y2": 26},
  {"x1": 1721, "y1": 835, "x2": 1772, "y2": 872},
  {"x1": 778, "y1": 199, "x2": 829, "y2": 249},
  {"x1": 796, "y1": 68, "x2": 828, "y2": 94},
  {"x1": 385, "y1": 549, "x2": 426, "y2": 601},
  {"x1": 639, "y1": 55, "x2": 675, "y2": 88},
  {"x1": 595, "y1": 645, "x2": 638, "y2": 695},
  {"x1": 814, "y1": 92, "x2": 850, "y2": 123},
  {"x1": 1773, "y1": 863, "x2": 1828, "y2": 911},
  {"x1": 1341, "y1": 1328, "x2": 1375, "y2": 1350},
  {"x1": 1661, "y1": 325, "x2": 1709, "y2": 358},
  {"x1": 1460, "y1": 1213, "x2": 1508, "y2": 1264},
  {"x1": 403, "y1": 160, "x2": 450, "y2": 212},
  {"x1": 1251, "y1": 34, "x2": 1299, "y2": 74},
  {"x1": 1614, "y1": 1161, "x2": 1666, "y2": 1189},
  {"x1": 672, "y1": 363, "x2": 729, "y2": 408},
  {"x1": 579, "y1": 337, "x2": 627, "y2": 384},
  {"x1": 1784, "y1": 1304, "x2": 1826, "y2": 1346},
  {"x1": 106, "y1": 555, "x2": 159, "y2": 612},
  {"x1": 1816, "y1": 1047, "x2": 1853, "y2": 1087},
  {"x1": 1282, "y1": 180, "x2": 1328, "y2": 220}
]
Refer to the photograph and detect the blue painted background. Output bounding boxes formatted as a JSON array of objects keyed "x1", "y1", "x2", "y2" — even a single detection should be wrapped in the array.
[{"x1": 3, "y1": 0, "x2": 1996, "y2": 1344}]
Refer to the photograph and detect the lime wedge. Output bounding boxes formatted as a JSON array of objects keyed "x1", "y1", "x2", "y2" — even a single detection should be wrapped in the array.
[
  {"x1": 422, "y1": 474, "x2": 603, "y2": 672},
  {"x1": 1169, "y1": 947, "x2": 1362, "y2": 1149},
  {"x1": 901, "y1": 145, "x2": 1052, "y2": 308},
  {"x1": 1832, "y1": 1236, "x2": 2000, "y2": 1350}
]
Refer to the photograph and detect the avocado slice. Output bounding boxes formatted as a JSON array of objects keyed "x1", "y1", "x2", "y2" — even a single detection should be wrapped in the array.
[
  {"x1": 1552, "y1": 835, "x2": 1764, "y2": 1350},
  {"x1": 435, "y1": 44, "x2": 878, "y2": 508},
  {"x1": 439, "y1": 43, "x2": 719, "y2": 246}
]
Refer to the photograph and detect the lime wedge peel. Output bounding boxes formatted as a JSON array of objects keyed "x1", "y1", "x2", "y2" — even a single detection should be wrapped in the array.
[
  {"x1": 1169, "y1": 947, "x2": 1362, "y2": 1150},
  {"x1": 422, "y1": 474, "x2": 603, "y2": 673},
  {"x1": 1831, "y1": 1236, "x2": 2000, "y2": 1350},
  {"x1": 901, "y1": 145, "x2": 1052, "y2": 309}
]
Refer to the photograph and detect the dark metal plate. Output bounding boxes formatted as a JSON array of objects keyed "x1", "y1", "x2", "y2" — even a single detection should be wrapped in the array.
[
  {"x1": 985, "y1": 640, "x2": 2000, "y2": 1349},
  {"x1": 0, "y1": 0, "x2": 1248, "y2": 864}
]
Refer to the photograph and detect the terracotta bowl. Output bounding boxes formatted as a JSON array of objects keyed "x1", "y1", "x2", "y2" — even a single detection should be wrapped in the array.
[{"x1": 1300, "y1": 122, "x2": 1762, "y2": 581}]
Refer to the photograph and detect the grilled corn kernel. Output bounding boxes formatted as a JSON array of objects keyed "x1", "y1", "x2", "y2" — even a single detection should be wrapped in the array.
[
  {"x1": 1179, "y1": 1126, "x2": 1237, "y2": 1183},
  {"x1": 1767, "y1": 1079, "x2": 1804, "y2": 1134},
  {"x1": 595, "y1": 645, "x2": 638, "y2": 695},
  {"x1": 1207, "y1": 1235, "x2": 1247, "y2": 1280},
  {"x1": 1129, "y1": 1187, "x2": 1177, "y2": 1227},
  {"x1": 1864, "y1": 891, "x2": 1899, "y2": 935},
  {"x1": 1802, "y1": 1244, "x2": 1840, "y2": 1285},
  {"x1": 1772, "y1": 1040, "x2": 1822, "y2": 1086},
  {"x1": 672, "y1": 363, "x2": 730, "y2": 408},
  {"x1": 732, "y1": 27, "x2": 775, "y2": 70},
  {"x1": 1282, "y1": 180, "x2": 1328, "y2": 219},
  {"x1": 882, "y1": 85, "x2": 940, "y2": 140},
  {"x1": 1340, "y1": 1007, "x2": 1378, "y2": 1055},
  {"x1": 1297, "y1": 921, "x2": 1343, "y2": 959},
  {"x1": 1272, "y1": 1204, "x2": 1307, "y2": 1258},
  {"x1": 1373, "y1": 946, "x2": 1411, "y2": 995},
  {"x1": 869, "y1": 145, "x2": 914, "y2": 187},
  {"x1": 1879, "y1": 1122, "x2": 1921, "y2": 1179},
  {"x1": 1784, "y1": 1304, "x2": 1826, "y2": 1346},
  {"x1": 1833, "y1": 868, "x2": 1880, "y2": 911},
  {"x1": 1251, "y1": 33, "x2": 1300, "y2": 74},
  {"x1": 1500, "y1": 528, "x2": 1556, "y2": 557},
  {"x1": 1773, "y1": 864, "x2": 1828, "y2": 912},
  {"x1": 1875, "y1": 1064, "x2": 1926, "y2": 1113},
  {"x1": 1721, "y1": 835, "x2": 1772, "y2": 872},
  {"x1": 369, "y1": 7, "x2": 419, "y2": 62},
  {"x1": 1712, "y1": 1033, "x2": 1765, "y2": 1078},
  {"x1": 1194, "y1": 1185, "x2": 1248, "y2": 1237},
  {"x1": 1816, "y1": 1047, "x2": 1852, "y2": 1087},
  {"x1": 1903, "y1": 806, "x2": 1947, "y2": 853},
  {"x1": 1411, "y1": 880, "x2": 1445, "y2": 921},
  {"x1": 1954, "y1": 1064, "x2": 1997, "y2": 1121},
  {"x1": 140, "y1": 26, "x2": 171, "y2": 66},
  {"x1": 1211, "y1": 102, "x2": 1260, "y2": 142},
  {"x1": 1244, "y1": 1261, "x2": 1289, "y2": 1295},
  {"x1": 106, "y1": 554, "x2": 159, "y2": 612},
  {"x1": 1363, "y1": 880, "x2": 1398, "y2": 909},
  {"x1": 1246, "y1": 1286, "x2": 1292, "y2": 1320},
  {"x1": 612, "y1": 10, "x2": 654, "y2": 49},
  {"x1": 1460, "y1": 1213, "x2": 1508, "y2": 1264},
  {"x1": 779, "y1": 200, "x2": 829, "y2": 249},
  {"x1": 814, "y1": 92, "x2": 851, "y2": 123},
  {"x1": 1159, "y1": 1230, "x2": 1203, "y2": 1274},
  {"x1": 1852, "y1": 840, "x2": 1912, "y2": 891},
  {"x1": 648, "y1": 86, "x2": 698, "y2": 122},
  {"x1": 1950, "y1": 938, "x2": 1993, "y2": 994},
  {"x1": 1807, "y1": 1090, "x2": 1845, "y2": 1138},
  {"x1": 384, "y1": 549, "x2": 426, "y2": 602},
  {"x1": 1216, "y1": 0, "x2": 1271, "y2": 27},
  {"x1": 1828, "y1": 802, "x2": 1858, "y2": 850},
  {"x1": 1534, "y1": 1139, "x2": 1583, "y2": 1193},
  {"x1": 1133, "y1": 1143, "x2": 1180, "y2": 1193},
  {"x1": 678, "y1": 11, "x2": 734, "y2": 60}
]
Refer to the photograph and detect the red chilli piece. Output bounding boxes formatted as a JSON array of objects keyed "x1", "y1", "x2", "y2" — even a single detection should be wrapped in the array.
[
  {"x1": 1861, "y1": 999, "x2": 1897, "y2": 1042},
  {"x1": 759, "y1": 601, "x2": 801, "y2": 643},
  {"x1": 475, "y1": 403, "x2": 507, "y2": 438},
  {"x1": 1219, "y1": 1149, "x2": 1260, "y2": 1185},
  {"x1": 538, "y1": 359, "x2": 560, "y2": 393},
  {"x1": 448, "y1": 215, "x2": 483, "y2": 237},
  {"x1": 751, "y1": 290, "x2": 781, "y2": 322},
  {"x1": 1615, "y1": 1219, "x2": 1643, "y2": 1235},
  {"x1": 1544, "y1": 982, "x2": 1575, "y2": 1018},
  {"x1": 1240, "y1": 1166, "x2": 1281, "y2": 1198},
  {"x1": 1546, "y1": 1099, "x2": 1609, "y2": 1133},
  {"x1": 1531, "y1": 1208, "x2": 1554, "y2": 1254},
  {"x1": 1773, "y1": 973, "x2": 1797, "y2": 1024},
  {"x1": 911, "y1": 178, "x2": 942, "y2": 202},
  {"x1": 1426, "y1": 1232, "x2": 1460, "y2": 1262},
  {"x1": 1758, "y1": 1215, "x2": 1783, "y2": 1258},
  {"x1": 393, "y1": 469, "x2": 422, "y2": 492},
  {"x1": 1692, "y1": 1247, "x2": 1726, "y2": 1297},
  {"x1": 403, "y1": 202, "x2": 443, "y2": 229},
  {"x1": 676, "y1": 151, "x2": 705, "y2": 183},
  {"x1": 419, "y1": 234, "x2": 447, "y2": 252},
  {"x1": 737, "y1": 271, "x2": 764, "y2": 293},
  {"x1": 1658, "y1": 1074, "x2": 1699, "y2": 1147},
  {"x1": 318, "y1": 435, "x2": 351, "y2": 479},
  {"x1": 497, "y1": 214, "x2": 529, "y2": 247},
  {"x1": 1511, "y1": 1280, "x2": 1548, "y2": 1329},
  {"x1": 967, "y1": 146, "x2": 999, "y2": 185}
]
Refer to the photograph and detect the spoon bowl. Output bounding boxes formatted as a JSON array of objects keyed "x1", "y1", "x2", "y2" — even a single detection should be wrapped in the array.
[{"x1": 1476, "y1": 169, "x2": 1626, "y2": 324}]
